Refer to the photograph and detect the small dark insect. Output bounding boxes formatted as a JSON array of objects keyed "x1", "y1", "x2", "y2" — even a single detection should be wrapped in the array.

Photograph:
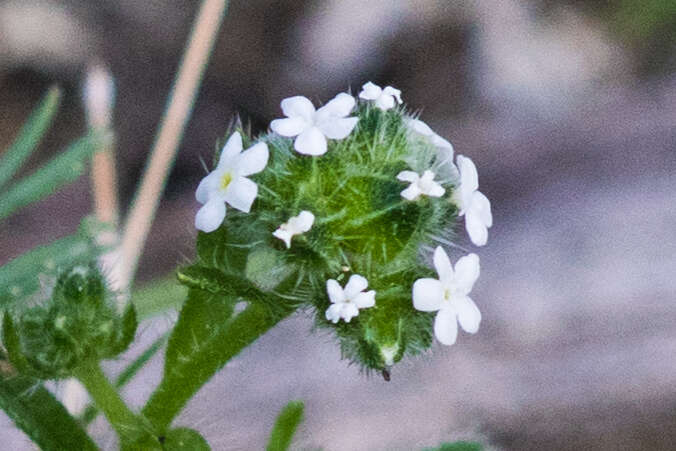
[{"x1": 382, "y1": 368, "x2": 391, "y2": 381}]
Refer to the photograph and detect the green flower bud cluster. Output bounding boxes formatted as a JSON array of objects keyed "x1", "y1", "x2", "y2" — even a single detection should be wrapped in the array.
[
  {"x1": 3, "y1": 264, "x2": 137, "y2": 379},
  {"x1": 186, "y1": 88, "x2": 467, "y2": 374}
]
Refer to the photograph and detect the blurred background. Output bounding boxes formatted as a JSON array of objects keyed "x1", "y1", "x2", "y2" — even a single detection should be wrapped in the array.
[{"x1": 1, "y1": 0, "x2": 675, "y2": 449}]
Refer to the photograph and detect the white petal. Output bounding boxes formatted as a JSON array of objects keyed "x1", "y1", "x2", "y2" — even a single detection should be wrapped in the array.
[
  {"x1": 383, "y1": 86, "x2": 402, "y2": 104},
  {"x1": 454, "y1": 253, "x2": 480, "y2": 293},
  {"x1": 317, "y1": 93, "x2": 355, "y2": 118},
  {"x1": 401, "y1": 184, "x2": 421, "y2": 201},
  {"x1": 409, "y1": 118, "x2": 434, "y2": 136},
  {"x1": 433, "y1": 246, "x2": 454, "y2": 283},
  {"x1": 412, "y1": 278, "x2": 444, "y2": 312},
  {"x1": 457, "y1": 155, "x2": 479, "y2": 201},
  {"x1": 465, "y1": 213, "x2": 488, "y2": 247},
  {"x1": 235, "y1": 142, "x2": 269, "y2": 176},
  {"x1": 223, "y1": 176, "x2": 258, "y2": 213},
  {"x1": 432, "y1": 134, "x2": 453, "y2": 151},
  {"x1": 195, "y1": 198, "x2": 226, "y2": 233},
  {"x1": 426, "y1": 182, "x2": 445, "y2": 197},
  {"x1": 353, "y1": 290, "x2": 376, "y2": 309},
  {"x1": 344, "y1": 274, "x2": 368, "y2": 299},
  {"x1": 396, "y1": 171, "x2": 419, "y2": 183},
  {"x1": 317, "y1": 117, "x2": 358, "y2": 140},
  {"x1": 326, "y1": 279, "x2": 344, "y2": 304},
  {"x1": 272, "y1": 228, "x2": 292, "y2": 248},
  {"x1": 456, "y1": 296, "x2": 481, "y2": 334},
  {"x1": 434, "y1": 308, "x2": 458, "y2": 345},
  {"x1": 294, "y1": 127, "x2": 327, "y2": 155},
  {"x1": 325, "y1": 304, "x2": 342, "y2": 323},
  {"x1": 289, "y1": 211, "x2": 314, "y2": 233},
  {"x1": 375, "y1": 95, "x2": 396, "y2": 111},
  {"x1": 471, "y1": 191, "x2": 493, "y2": 228},
  {"x1": 341, "y1": 303, "x2": 360, "y2": 322},
  {"x1": 281, "y1": 96, "x2": 315, "y2": 122},
  {"x1": 359, "y1": 82, "x2": 382, "y2": 100},
  {"x1": 195, "y1": 172, "x2": 219, "y2": 204},
  {"x1": 270, "y1": 117, "x2": 307, "y2": 137},
  {"x1": 218, "y1": 132, "x2": 243, "y2": 167}
]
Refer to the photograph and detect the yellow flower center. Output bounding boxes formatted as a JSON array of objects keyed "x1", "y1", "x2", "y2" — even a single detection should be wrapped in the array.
[{"x1": 220, "y1": 172, "x2": 233, "y2": 190}]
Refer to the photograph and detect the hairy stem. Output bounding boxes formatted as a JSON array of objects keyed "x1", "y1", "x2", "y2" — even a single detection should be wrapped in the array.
[{"x1": 73, "y1": 361, "x2": 144, "y2": 443}]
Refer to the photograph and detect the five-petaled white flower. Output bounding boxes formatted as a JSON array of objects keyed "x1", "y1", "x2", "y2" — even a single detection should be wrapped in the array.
[
  {"x1": 359, "y1": 82, "x2": 402, "y2": 111},
  {"x1": 397, "y1": 170, "x2": 445, "y2": 201},
  {"x1": 273, "y1": 211, "x2": 315, "y2": 248},
  {"x1": 412, "y1": 246, "x2": 481, "y2": 346},
  {"x1": 270, "y1": 93, "x2": 358, "y2": 156},
  {"x1": 453, "y1": 155, "x2": 493, "y2": 246},
  {"x1": 195, "y1": 132, "x2": 269, "y2": 232},
  {"x1": 325, "y1": 274, "x2": 376, "y2": 323}
]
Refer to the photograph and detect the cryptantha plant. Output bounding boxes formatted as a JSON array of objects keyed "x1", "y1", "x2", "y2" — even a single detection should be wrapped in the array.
[{"x1": 183, "y1": 82, "x2": 493, "y2": 376}]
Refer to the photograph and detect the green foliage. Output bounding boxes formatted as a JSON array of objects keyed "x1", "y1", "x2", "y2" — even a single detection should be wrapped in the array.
[
  {"x1": 0, "y1": 366, "x2": 97, "y2": 451},
  {"x1": 423, "y1": 441, "x2": 483, "y2": 451},
  {"x1": 142, "y1": 285, "x2": 292, "y2": 432},
  {"x1": 0, "y1": 131, "x2": 103, "y2": 220},
  {"x1": 0, "y1": 86, "x2": 62, "y2": 189},
  {"x1": 266, "y1": 401, "x2": 305, "y2": 451},
  {"x1": 3, "y1": 265, "x2": 137, "y2": 379}
]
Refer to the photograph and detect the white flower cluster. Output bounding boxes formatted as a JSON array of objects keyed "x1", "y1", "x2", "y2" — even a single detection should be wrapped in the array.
[{"x1": 194, "y1": 82, "x2": 493, "y2": 346}]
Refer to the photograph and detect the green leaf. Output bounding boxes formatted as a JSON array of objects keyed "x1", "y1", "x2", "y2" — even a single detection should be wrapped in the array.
[
  {"x1": 0, "y1": 132, "x2": 103, "y2": 220},
  {"x1": 0, "y1": 86, "x2": 62, "y2": 189},
  {"x1": 142, "y1": 287, "x2": 291, "y2": 432},
  {"x1": 163, "y1": 428, "x2": 210, "y2": 450},
  {"x1": 423, "y1": 441, "x2": 483, "y2": 451},
  {"x1": 107, "y1": 304, "x2": 138, "y2": 357},
  {"x1": 266, "y1": 401, "x2": 304, "y2": 451},
  {"x1": 0, "y1": 361, "x2": 97, "y2": 450}
]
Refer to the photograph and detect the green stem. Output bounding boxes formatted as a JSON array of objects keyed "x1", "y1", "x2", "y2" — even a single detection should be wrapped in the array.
[{"x1": 73, "y1": 361, "x2": 145, "y2": 443}]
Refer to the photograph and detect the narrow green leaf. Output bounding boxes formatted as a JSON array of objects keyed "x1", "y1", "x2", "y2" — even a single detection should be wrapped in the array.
[
  {"x1": 266, "y1": 401, "x2": 304, "y2": 451},
  {"x1": 0, "y1": 224, "x2": 99, "y2": 308},
  {"x1": 0, "y1": 86, "x2": 62, "y2": 189},
  {"x1": 2, "y1": 315, "x2": 32, "y2": 376},
  {"x1": 142, "y1": 288, "x2": 291, "y2": 432},
  {"x1": 0, "y1": 132, "x2": 103, "y2": 220},
  {"x1": 0, "y1": 363, "x2": 97, "y2": 450}
]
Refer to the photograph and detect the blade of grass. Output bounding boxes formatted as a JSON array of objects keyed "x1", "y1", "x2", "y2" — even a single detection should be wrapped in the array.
[
  {"x1": 0, "y1": 132, "x2": 103, "y2": 221},
  {"x1": 0, "y1": 87, "x2": 62, "y2": 189},
  {"x1": 118, "y1": 0, "x2": 229, "y2": 289},
  {"x1": 266, "y1": 401, "x2": 305, "y2": 451},
  {"x1": 0, "y1": 367, "x2": 97, "y2": 450}
]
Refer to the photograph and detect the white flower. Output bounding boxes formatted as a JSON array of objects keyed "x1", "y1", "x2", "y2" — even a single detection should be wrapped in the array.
[
  {"x1": 412, "y1": 246, "x2": 481, "y2": 346},
  {"x1": 359, "y1": 82, "x2": 402, "y2": 111},
  {"x1": 270, "y1": 93, "x2": 358, "y2": 156},
  {"x1": 273, "y1": 211, "x2": 315, "y2": 248},
  {"x1": 195, "y1": 132, "x2": 269, "y2": 232},
  {"x1": 453, "y1": 155, "x2": 493, "y2": 246},
  {"x1": 397, "y1": 170, "x2": 445, "y2": 201},
  {"x1": 325, "y1": 274, "x2": 376, "y2": 323}
]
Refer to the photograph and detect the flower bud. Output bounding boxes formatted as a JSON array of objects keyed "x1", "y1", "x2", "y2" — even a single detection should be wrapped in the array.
[{"x1": 3, "y1": 264, "x2": 137, "y2": 379}]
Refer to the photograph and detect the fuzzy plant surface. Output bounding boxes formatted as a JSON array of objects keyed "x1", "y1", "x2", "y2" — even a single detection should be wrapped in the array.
[{"x1": 182, "y1": 82, "x2": 493, "y2": 376}]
